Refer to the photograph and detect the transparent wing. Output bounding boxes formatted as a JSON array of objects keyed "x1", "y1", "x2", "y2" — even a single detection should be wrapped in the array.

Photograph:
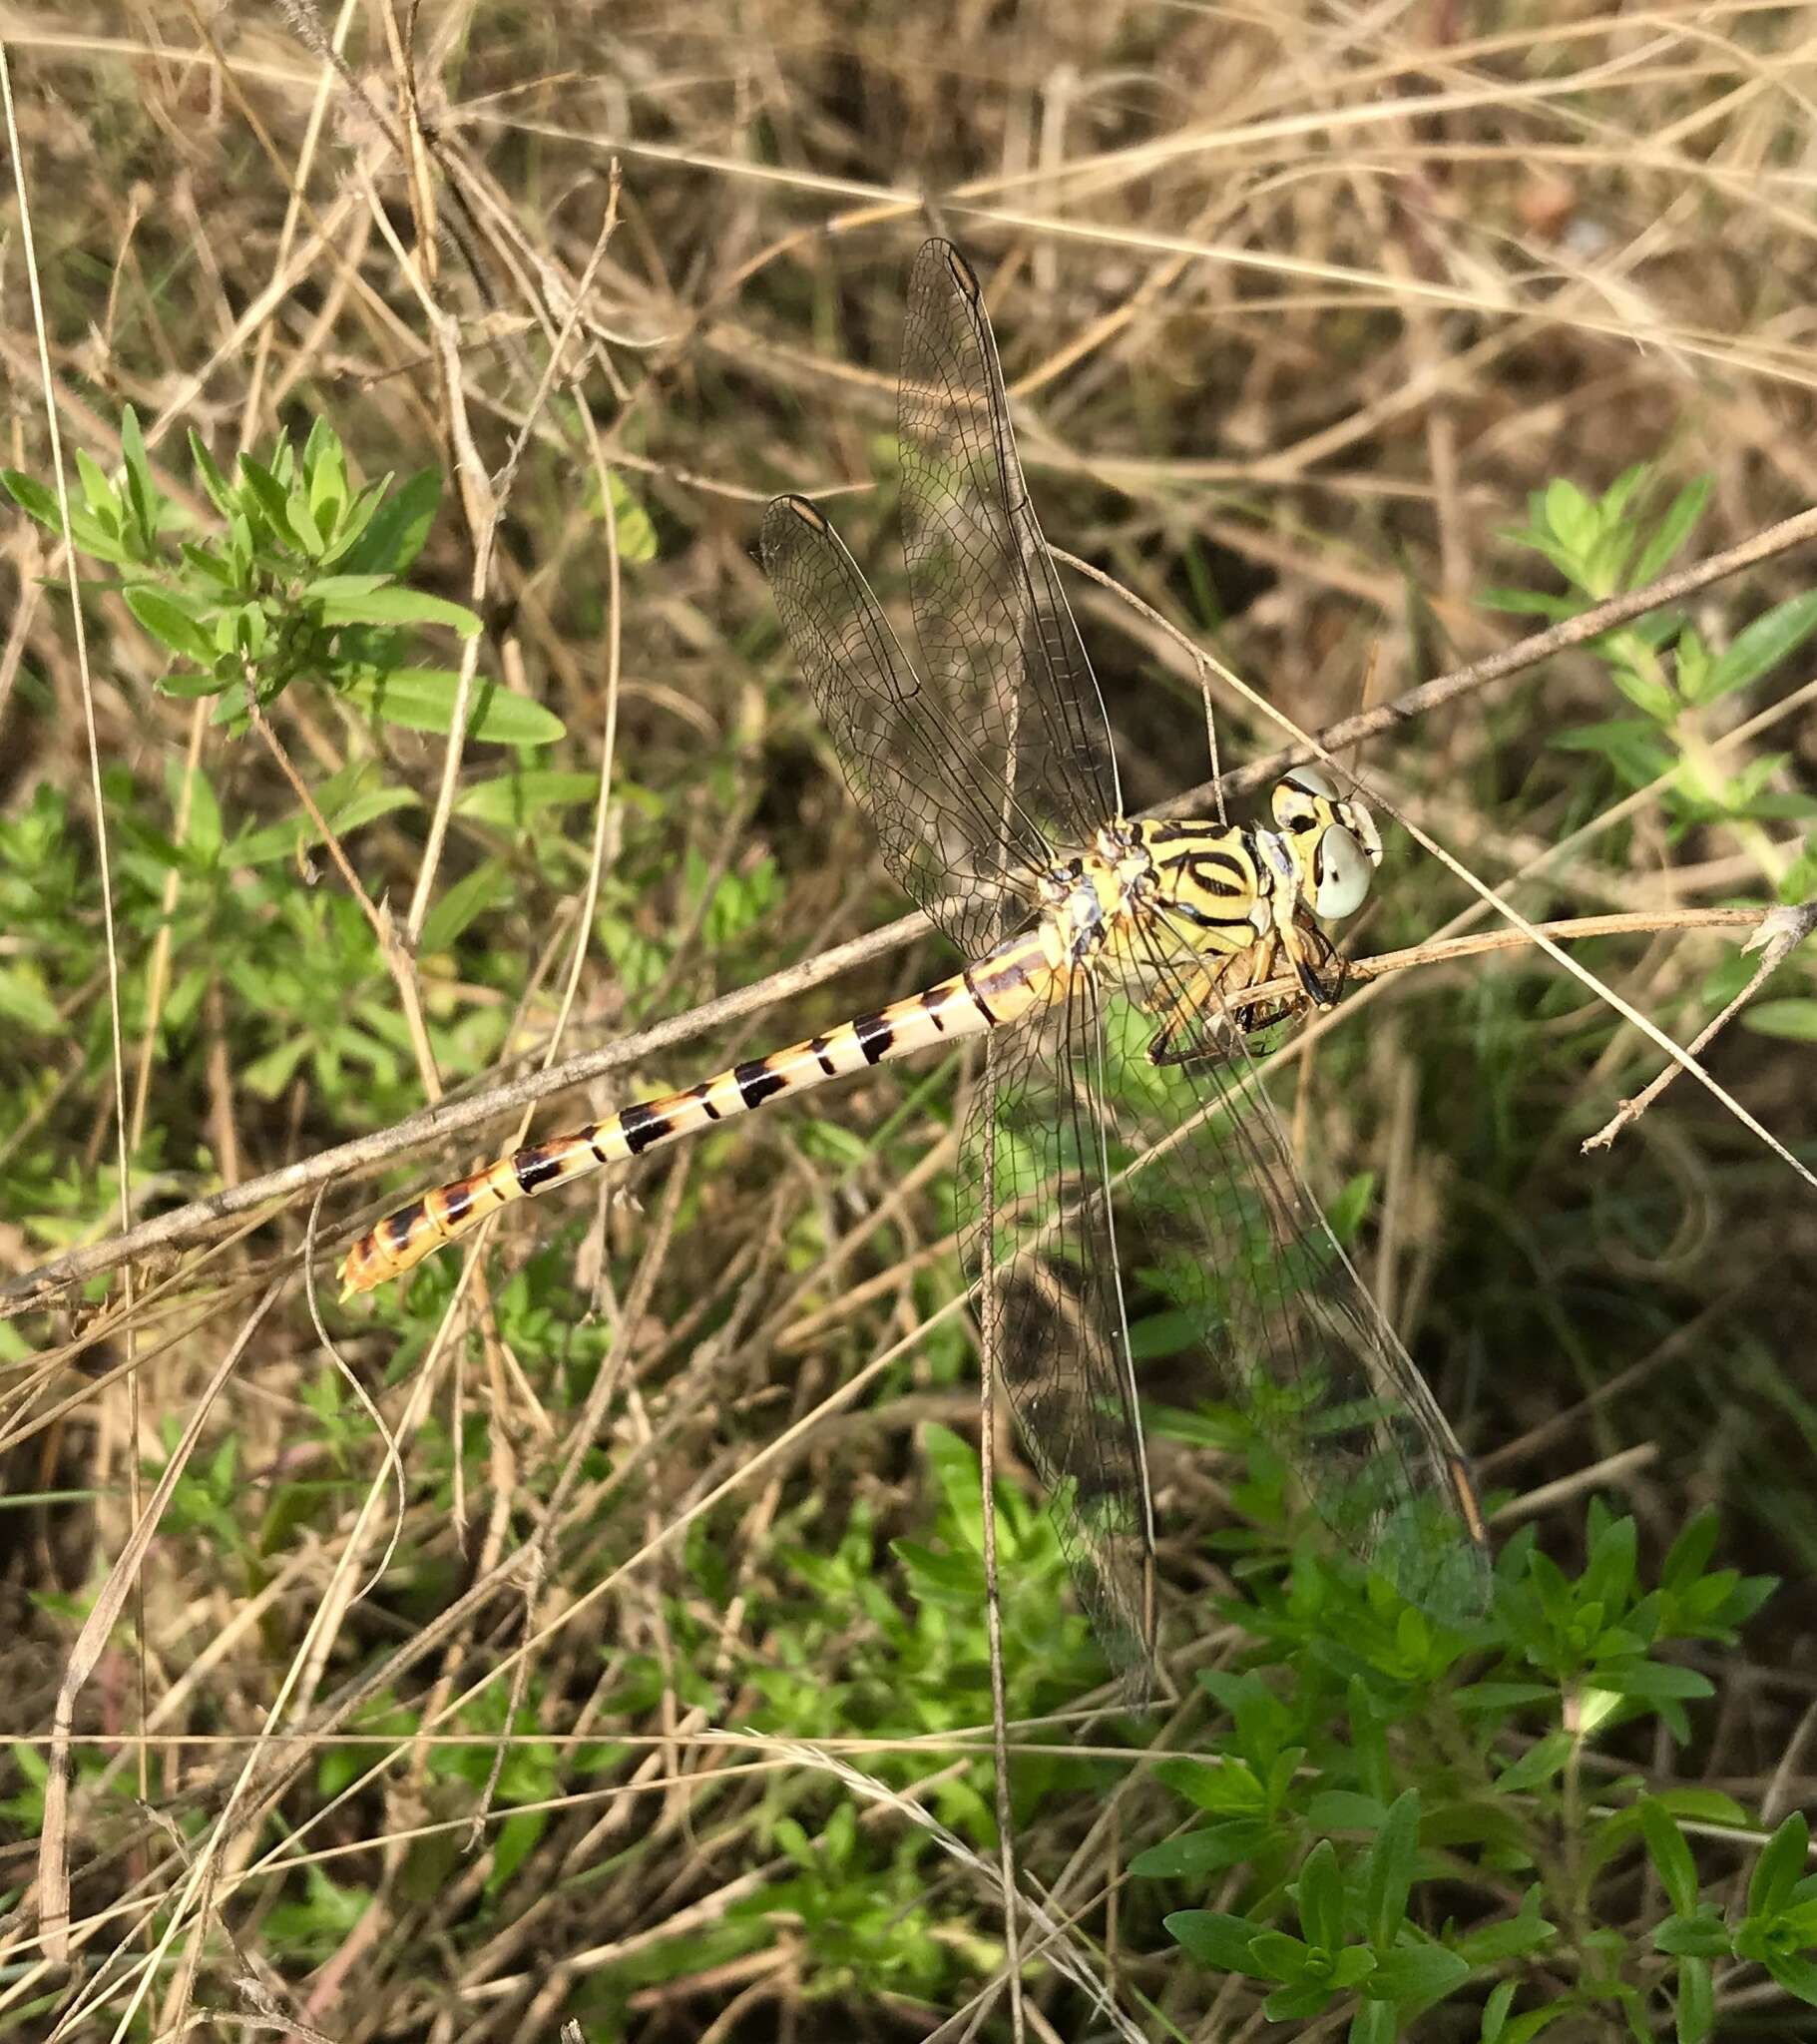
[
  {"x1": 957, "y1": 972, "x2": 1157, "y2": 1686},
  {"x1": 762, "y1": 493, "x2": 1055, "y2": 957},
  {"x1": 899, "y1": 239, "x2": 1123, "y2": 854},
  {"x1": 1106, "y1": 916, "x2": 1492, "y2": 1616}
]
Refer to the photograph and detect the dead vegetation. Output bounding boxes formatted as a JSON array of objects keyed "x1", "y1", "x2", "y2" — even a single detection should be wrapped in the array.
[{"x1": 4, "y1": 4, "x2": 1817, "y2": 2038}]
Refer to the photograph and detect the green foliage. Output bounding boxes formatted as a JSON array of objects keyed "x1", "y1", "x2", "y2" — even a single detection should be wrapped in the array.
[
  {"x1": 1136, "y1": 1494, "x2": 1799, "y2": 2040},
  {"x1": 2, "y1": 410, "x2": 562, "y2": 743},
  {"x1": 1486, "y1": 461, "x2": 1817, "y2": 1044},
  {"x1": 1488, "y1": 466, "x2": 1817, "y2": 855}
]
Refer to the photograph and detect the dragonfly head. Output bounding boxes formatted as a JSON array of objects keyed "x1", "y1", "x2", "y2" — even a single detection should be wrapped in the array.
[{"x1": 1270, "y1": 765, "x2": 1382, "y2": 919}]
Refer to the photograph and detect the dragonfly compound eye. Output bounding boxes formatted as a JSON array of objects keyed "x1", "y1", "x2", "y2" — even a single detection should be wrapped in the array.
[
  {"x1": 1284, "y1": 764, "x2": 1338, "y2": 798},
  {"x1": 1313, "y1": 822, "x2": 1373, "y2": 917}
]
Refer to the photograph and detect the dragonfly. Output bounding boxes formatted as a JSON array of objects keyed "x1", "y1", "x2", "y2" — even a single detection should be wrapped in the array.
[{"x1": 340, "y1": 239, "x2": 1491, "y2": 1677}]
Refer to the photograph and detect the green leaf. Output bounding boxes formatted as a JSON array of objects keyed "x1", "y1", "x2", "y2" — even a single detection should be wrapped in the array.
[
  {"x1": 1130, "y1": 1820, "x2": 1271, "y2": 1877},
  {"x1": 1247, "y1": 1929, "x2": 1315, "y2": 1983},
  {"x1": 119, "y1": 405, "x2": 159, "y2": 549},
  {"x1": 76, "y1": 446, "x2": 119, "y2": 524},
  {"x1": 455, "y1": 769, "x2": 603, "y2": 827},
  {"x1": 1456, "y1": 1907, "x2": 1559, "y2": 1964},
  {"x1": 417, "y1": 857, "x2": 513, "y2": 954},
  {"x1": 228, "y1": 784, "x2": 419, "y2": 867},
  {"x1": 0, "y1": 964, "x2": 61, "y2": 1032},
  {"x1": 1365, "y1": 1790, "x2": 1420, "y2": 1949},
  {"x1": 596, "y1": 468, "x2": 659, "y2": 562},
  {"x1": 1748, "y1": 1810, "x2": 1809, "y2": 1919},
  {"x1": 1674, "y1": 1953, "x2": 1712, "y2": 2044},
  {"x1": 1478, "y1": 587, "x2": 1583, "y2": 621},
  {"x1": 314, "y1": 585, "x2": 481, "y2": 636},
  {"x1": 1481, "y1": 1978, "x2": 1519, "y2": 2043},
  {"x1": 235, "y1": 453, "x2": 294, "y2": 541},
  {"x1": 1599, "y1": 1661, "x2": 1713, "y2": 1703},
  {"x1": 1631, "y1": 477, "x2": 1709, "y2": 586},
  {"x1": 340, "y1": 669, "x2": 565, "y2": 746},
  {"x1": 338, "y1": 467, "x2": 441, "y2": 574},
  {"x1": 1154, "y1": 1757, "x2": 1266, "y2": 1816},
  {"x1": 1743, "y1": 1000, "x2": 1817, "y2": 1042},
  {"x1": 3, "y1": 467, "x2": 62, "y2": 530},
  {"x1": 1350, "y1": 1995, "x2": 1397, "y2": 2044},
  {"x1": 1544, "y1": 477, "x2": 1597, "y2": 559},
  {"x1": 1763, "y1": 1950, "x2": 1817, "y2": 2008},
  {"x1": 189, "y1": 429, "x2": 234, "y2": 517},
  {"x1": 1496, "y1": 1733, "x2": 1572, "y2": 1793},
  {"x1": 1294, "y1": 1839, "x2": 1346, "y2": 1954},
  {"x1": 1703, "y1": 592, "x2": 1817, "y2": 703},
  {"x1": 1164, "y1": 1908, "x2": 1260, "y2": 1972},
  {"x1": 1609, "y1": 660, "x2": 1677, "y2": 723},
  {"x1": 1652, "y1": 1910, "x2": 1731, "y2": 1959},
  {"x1": 1639, "y1": 1799, "x2": 1699, "y2": 1917},
  {"x1": 1370, "y1": 1943, "x2": 1471, "y2": 2009},
  {"x1": 124, "y1": 585, "x2": 219, "y2": 667}
]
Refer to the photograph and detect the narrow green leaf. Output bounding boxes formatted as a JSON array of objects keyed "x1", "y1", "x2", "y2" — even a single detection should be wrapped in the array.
[
  {"x1": 1349, "y1": 1992, "x2": 1397, "y2": 2044},
  {"x1": 76, "y1": 446, "x2": 118, "y2": 523},
  {"x1": 235, "y1": 453, "x2": 293, "y2": 540},
  {"x1": 315, "y1": 585, "x2": 481, "y2": 636},
  {"x1": 1544, "y1": 477, "x2": 1597, "y2": 559},
  {"x1": 1638, "y1": 1799, "x2": 1699, "y2": 1917},
  {"x1": 455, "y1": 769, "x2": 602, "y2": 826},
  {"x1": 2, "y1": 468, "x2": 61, "y2": 529},
  {"x1": 340, "y1": 669, "x2": 564, "y2": 745},
  {"x1": 1763, "y1": 1950, "x2": 1817, "y2": 2007},
  {"x1": 1742, "y1": 998, "x2": 1817, "y2": 1043},
  {"x1": 416, "y1": 857, "x2": 512, "y2": 954},
  {"x1": 1481, "y1": 1977, "x2": 1519, "y2": 2043},
  {"x1": 1365, "y1": 1790, "x2": 1420, "y2": 1949},
  {"x1": 124, "y1": 585, "x2": 219, "y2": 667},
  {"x1": 0, "y1": 965, "x2": 62, "y2": 1032},
  {"x1": 1130, "y1": 1821, "x2": 1270, "y2": 1878},
  {"x1": 119, "y1": 405, "x2": 158, "y2": 549},
  {"x1": 595, "y1": 469, "x2": 659, "y2": 562},
  {"x1": 338, "y1": 467, "x2": 441, "y2": 574},
  {"x1": 1748, "y1": 1810, "x2": 1809, "y2": 1919},
  {"x1": 189, "y1": 429, "x2": 235, "y2": 517},
  {"x1": 1704, "y1": 592, "x2": 1817, "y2": 702},
  {"x1": 1496, "y1": 1733, "x2": 1572, "y2": 1793},
  {"x1": 1370, "y1": 1943, "x2": 1471, "y2": 2009},
  {"x1": 1247, "y1": 1929, "x2": 1315, "y2": 1983},
  {"x1": 1609, "y1": 662, "x2": 1678, "y2": 723},
  {"x1": 1294, "y1": 1839, "x2": 1346, "y2": 1954},
  {"x1": 228, "y1": 785, "x2": 419, "y2": 867},
  {"x1": 1674, "y1": 1954, "x2": 1712, "y2": 2044},
  {"x1": 1478, "y1": 587, "x2": 1583, "y2": 620},
  {"x1": 1631, "y1": 477, "x2": 1709, "y2": 587}
]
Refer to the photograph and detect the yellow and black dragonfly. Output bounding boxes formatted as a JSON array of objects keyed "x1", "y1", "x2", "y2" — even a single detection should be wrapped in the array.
[{"x1": 341, "y1": 240, "x2": 1491, "y2": 1680}]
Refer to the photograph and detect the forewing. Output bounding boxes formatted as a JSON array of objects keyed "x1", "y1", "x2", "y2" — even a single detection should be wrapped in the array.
[
  {"x1": 762, "y1": 493, "x2": 1053, "y2": 956},
  {"x1": 957, "y1": 974, "x2": 1157, "y2": 1688},
  {"x1": 899, "y1": 240, "x2": 1123, "y2": 853},
  {"x1": 1107, "y1": 919, "x2": 1491, "y2": 1617}
]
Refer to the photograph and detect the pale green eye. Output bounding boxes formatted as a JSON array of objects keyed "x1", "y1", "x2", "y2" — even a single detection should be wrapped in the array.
[
  {"x1": 1314, "y1": 823, "x2": 1372, "y2": 917},
  {"x1": 1287, "y1": 764, "x2": 1338, "y2": 798}
]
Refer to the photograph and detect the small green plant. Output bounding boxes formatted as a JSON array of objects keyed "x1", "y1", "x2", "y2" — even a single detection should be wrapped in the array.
[
  {"x1": 1487, "y1": 466, "x2": 1817, "y2": 895},
  {"x1": 1137, "y1": 1502, "x2": 1803, "y2": 2040},
  {"x1": 4, "y1": 408, "x2": 559, "y2": 744}
]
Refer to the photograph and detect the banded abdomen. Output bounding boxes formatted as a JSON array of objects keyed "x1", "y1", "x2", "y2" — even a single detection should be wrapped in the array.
[{"x1": 338, "y1": 933, "x2": 1059, "y2": 1296}]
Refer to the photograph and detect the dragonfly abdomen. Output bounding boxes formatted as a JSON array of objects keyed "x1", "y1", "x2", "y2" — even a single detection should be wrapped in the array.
[{"x1": 338, "y1": 932, "x2": 1059, "y2": 1297}]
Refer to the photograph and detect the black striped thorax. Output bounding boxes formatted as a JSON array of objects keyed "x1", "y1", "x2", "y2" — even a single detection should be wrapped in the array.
[{"x1": 1031, "y1": 816, "x2": 1276, "y2": 969}]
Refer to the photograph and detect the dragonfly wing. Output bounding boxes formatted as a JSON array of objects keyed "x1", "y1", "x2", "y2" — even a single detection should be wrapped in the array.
[
  {"x1": 958, "y1": 972, "x2": 1157, "y2": 1689},
  {"x1": 1105, "y1": 917, "x2": 1492, "y2": 1617},
  {"x1": 762, "y1": 493, "x2": 1052, "y2": 956},
  {"x1": 899, "y1": 239, "x2": 1124, "y2": 850}
]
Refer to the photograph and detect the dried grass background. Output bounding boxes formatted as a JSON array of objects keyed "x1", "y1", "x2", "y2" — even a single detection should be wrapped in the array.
[{"x1": 3, "y1": 3, "x2": 1817, "y2": 2038}]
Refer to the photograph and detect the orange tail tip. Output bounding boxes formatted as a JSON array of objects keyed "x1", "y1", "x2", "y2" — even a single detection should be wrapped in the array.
[{"x1": 338, "y1": 1195, "x2": 434, "y2": 1298}]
